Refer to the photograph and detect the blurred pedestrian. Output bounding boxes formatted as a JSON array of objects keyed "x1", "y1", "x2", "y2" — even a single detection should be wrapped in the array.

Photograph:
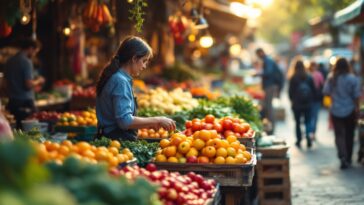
[
  {"x1": 323, "y1": 58, "x2": 361, "y2": 169},
  {"x1": 255, "y1": 48, "x2": 284, "y2": 134},
  {"x1": 308, "y1": 61, "x2": 324, "y2": 140},
  {"x1": 318, "y1": 63, "x2": 328, "y2": 80},
  {"x1": 4, "y1": 38, "x2": 44, "y2": 129},
  {"x1": 288, "y1": 57, "x2": 315, "y2": 148},
  {"x1": 96, "y1": 36, "x2": 176, "y2": 141}
]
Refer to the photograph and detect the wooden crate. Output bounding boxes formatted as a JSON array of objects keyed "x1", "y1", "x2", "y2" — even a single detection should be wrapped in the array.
[{"x1": 257, "y1": 158, "x2": 291, "y2": 205}]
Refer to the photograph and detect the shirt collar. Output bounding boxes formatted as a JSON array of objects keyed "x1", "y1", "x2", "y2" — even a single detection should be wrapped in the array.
[{"x1": 118, "y1": 69, "x2": 133, "y2": 82}]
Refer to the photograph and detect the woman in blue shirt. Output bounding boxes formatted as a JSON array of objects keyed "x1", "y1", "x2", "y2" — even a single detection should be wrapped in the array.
[
  {"x1": 96, "y1": 36, "x2": 176, "y2": 140},
  {"x1": 323, "y1": 57, "x2": 361, "y2": 169}
]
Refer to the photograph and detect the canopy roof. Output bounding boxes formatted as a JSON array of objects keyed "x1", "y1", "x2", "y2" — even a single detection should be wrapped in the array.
[{"x1": 334, "y1": 0, "x2": 364, "y2": 25}]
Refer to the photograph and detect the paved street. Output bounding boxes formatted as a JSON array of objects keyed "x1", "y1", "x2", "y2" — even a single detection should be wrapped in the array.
[{"x1": 275, "y1": 93, "x2": 364, "y2": 205}]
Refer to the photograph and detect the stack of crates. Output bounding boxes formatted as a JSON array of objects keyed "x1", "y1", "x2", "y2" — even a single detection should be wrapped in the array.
[{"x1": 257, "y1": 156, "x2": 291, "y2": 205}]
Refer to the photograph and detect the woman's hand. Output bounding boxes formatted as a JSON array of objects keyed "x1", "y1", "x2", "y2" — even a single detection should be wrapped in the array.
[{"x1": 154, "y1": 117, "x2": 176, "y2": 131}]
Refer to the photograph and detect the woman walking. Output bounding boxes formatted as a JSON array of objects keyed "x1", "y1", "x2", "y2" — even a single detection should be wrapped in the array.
[
  {"x1": 323, "y1": 58, "x2": 361, "y2": 169},
  {"x1": 288, "y1": 58, "x2": 316, "y2": 148}
]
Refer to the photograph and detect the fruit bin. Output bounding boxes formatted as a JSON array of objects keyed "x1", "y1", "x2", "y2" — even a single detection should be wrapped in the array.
[
  {"x1": 238, "y1": 136, "x2": 255, "y2": 148},
  {"x1": 206, "y1": 184, "x2": 222, "y2": 205},
  {"x1": 54, "y1": 125, "x2": 97, "y2": 141},
  {"x1": 155, "y1": 149, "x2": 256, "y2": 187}
]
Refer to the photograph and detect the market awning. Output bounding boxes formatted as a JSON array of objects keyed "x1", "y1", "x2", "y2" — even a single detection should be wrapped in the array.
[
  {"x1": 302, "y1": 34, "x2": 332, "y2": 49},
  {"x1": 333, "y1": 0, "x2": 364, "y2": 26},
  {"x1": 203, "y1": 0, "x2": 247, "y2": 40}
]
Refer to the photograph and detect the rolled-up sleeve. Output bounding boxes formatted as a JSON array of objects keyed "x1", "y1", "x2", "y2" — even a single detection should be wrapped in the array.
[{"x1": 112, "y1": 80, "x2": 134, "y2": 129}]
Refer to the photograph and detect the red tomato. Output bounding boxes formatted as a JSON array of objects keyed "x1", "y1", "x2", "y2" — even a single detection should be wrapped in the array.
[
  {"x1": 192, "y1": 118, "x2": 200, "y2": 123},
  {"x1": 204, "y1": 123, "x2": 213, "y2": 130},
  {"x1": 232, "y1": 123, "x2": 243, "y2": 133},
  {"x1": 185, "y1": 128, "x2": 193, "y2": 136},
  {"x1": 224, "y1": 130, "x2": 234, "y2": 138},
  {"x1": 222, "y1": 119, "x2": 233, "y2": 130},
  {"x1": 185, "y1": 121, "x2": 192, "y2": 129},
  {"x1": 205, "y1": 114, "x2": 215, "y2": 124},
  {"x1": 232, "y1": 118, "x2": 240, "y2": 123},
  {"x1": 192, "y1": 122, "x2": 202, "y2": 131},
  {"x1": 241, "y1": 123, "x2": 250, "y2": 133},
  {"x1": 235, "y1": 132, "x2": 241, "y2": 138},
  {"x1": 213, "y1": 123, "x2": 223, "y2": 133}
]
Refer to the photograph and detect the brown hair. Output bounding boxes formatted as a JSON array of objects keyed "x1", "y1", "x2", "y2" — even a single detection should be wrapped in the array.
[{"x1": 96, "y1": 36, "x2": 152, "y2": 96}]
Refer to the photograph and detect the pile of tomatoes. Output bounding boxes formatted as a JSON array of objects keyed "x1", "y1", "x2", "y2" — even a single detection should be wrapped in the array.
[{"x1": 184, "y1": 114, "x2": 255, "y2": 138}]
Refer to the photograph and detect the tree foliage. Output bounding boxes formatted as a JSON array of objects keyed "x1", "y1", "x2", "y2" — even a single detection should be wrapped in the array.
[{"x1": 257, "y1": 0, "x2": 354, "y2": 43}]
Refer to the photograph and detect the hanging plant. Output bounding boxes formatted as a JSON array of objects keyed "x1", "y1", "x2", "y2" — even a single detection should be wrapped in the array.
[{"x1": 128, "y1": 0, "x2": 148, "y2": 33}]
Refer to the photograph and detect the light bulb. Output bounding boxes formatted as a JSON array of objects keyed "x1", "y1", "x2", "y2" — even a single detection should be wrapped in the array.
[
  {"x1": 199, "y1": 35, "x2": 213, "y2": 48},
  {"x1": 127, "y1": 0, "x2": 134, "y2": 3},
  {"x1": 188, "y1": 34, "x2": 196, "y2": 42},
  {"x1": 63, "y1": 27, "x2": 71, "y2": 36},
  {"x1": 21, "y1": 13, "x2": 31, "y2": 25}
]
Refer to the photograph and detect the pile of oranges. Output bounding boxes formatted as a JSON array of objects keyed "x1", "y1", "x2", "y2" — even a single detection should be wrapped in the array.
[
  {"x1": 33, "y1": 140, "x2": 133, "y2": 168},
  {"x1": 155, "y1": 130, "x2": 252, "y2": 164},
  {"x1": 137, "y1": 128, "x2": 169, "y2": 138},
  {"x1": 56, "y1": 110, "x2": 97, "y2": 127}
]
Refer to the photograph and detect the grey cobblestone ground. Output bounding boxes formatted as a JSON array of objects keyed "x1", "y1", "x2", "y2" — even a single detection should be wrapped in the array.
[{"x1": 275, "y1": 94, "x2": 364, "y2": 205}]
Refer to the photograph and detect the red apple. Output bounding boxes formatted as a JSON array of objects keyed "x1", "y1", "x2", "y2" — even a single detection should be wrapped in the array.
[
  {"x1": 187, "y1": 156, "x2": 197, "y2": 163},
  {"x1": 146, "y1": 163, "x2": 157, "y2": 172}
]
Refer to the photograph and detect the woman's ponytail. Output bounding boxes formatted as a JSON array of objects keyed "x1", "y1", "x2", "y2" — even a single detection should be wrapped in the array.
[{"x1": 96, "y1": 57, "x2": 120, "y2": 96}]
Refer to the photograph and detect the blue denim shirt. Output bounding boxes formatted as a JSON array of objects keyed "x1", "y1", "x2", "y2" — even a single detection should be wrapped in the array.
[
  {"x1": 262, "y1": 56, "x2": 278, "y2": 89},
  {"x1": 323, "y1": 73, "x2": 361, "y2": 117},
  {"x1": 96, "y1": 69, "x2": 136, "y2": 133}
]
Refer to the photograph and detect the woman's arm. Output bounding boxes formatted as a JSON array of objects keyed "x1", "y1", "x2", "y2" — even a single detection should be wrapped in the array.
[{"x1": 126, "y1": 116, "x2": 176, "y2": 131}]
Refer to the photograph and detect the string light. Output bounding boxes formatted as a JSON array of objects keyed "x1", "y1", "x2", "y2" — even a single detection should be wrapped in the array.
[
  {"x1": 20, "y1": 13, "x2": 31, "y2": 25},
  {"x1": 199, "y1": 35, "x2": 213, "y2": 48}
]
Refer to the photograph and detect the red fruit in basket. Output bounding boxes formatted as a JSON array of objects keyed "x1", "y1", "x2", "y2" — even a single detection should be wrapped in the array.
[
  {"x1": 192, "y1": 121, "x2": 202, "y2": 131},
  {"x1": 222, "y1": 119, "x2": 233, "y2": 130},
  {"x1": 177, "y1": 194, "x2": 187, "y2": 204},
  {"x1": 232, "y1": 123, "x2": 243, "y2": 133},
  {"x1": 204, "y1": 123, "x2": 213, "y2": 130},
  {"x1": 224, "y1": 130, "x2": 234, "y2": 138},
  {"x1": 146, "y1": 163, "x2": 157, "y2": 172},
  {"x1": 187, "y1": 156, "x2": 197, "y2": 163},
  {"x1": 168, "y1": 189, "x2": 178, "y2": 200},
  {"x1": 193, "y1": 174, "x2": 204, "y2": 185},
  {"x1": 213, "y1": 123, "x2": 223, "y2": 133},
  {"x1": 205, "y1": 114, "x2": 215, "y2": 123},
  {"x1": 184, "y1": 128, "x2": 193, "y2": 136},
  {"x1": 185, "y1": 120, "x2": 192, "y2": 129}
]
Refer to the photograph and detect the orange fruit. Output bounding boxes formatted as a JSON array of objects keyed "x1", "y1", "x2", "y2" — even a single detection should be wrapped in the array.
[
  {"x1": 76, "y1": 142, "x2": 91, "y2": 152},
  {"x1": 163, "y1": 146, "x2": 177, "y2": 157},
  {"x1": 242, "y1": 151, "x2": 252, "y2": 161},
  {"x1": 160, "y1": 139, "x2": 171, "y2": 148},
  {"x1": 108, "y1": 156, "x2": 119, "y2": 167},
  {"x1": 186, "y1": 147, "x2": 199, "y2": 157},
  {"x1": 197, "y1": 156, "x2": 209, "y2": 163},
  {"x1": 167, "y1": 157, "x2": 179, "y2": 163},
  {"x1": 125, "y1": 152, "x2": 134, "y2": 160},
  {"x1": 82, "y1": 150, "x2": 96, "y2": 158},
  {"x1": 170, "y1": 136, "x2": 183, "y2": 146},
  {"x1": 226, "y1": 135, "x2": 237, "y2": 143},
  {"x1": 239, "y1": 144, "x2": 246, "y2": 151},
  {"x1": 110, "y1": 140, "x2": 121, "y2": 149},
  {"x1": 226, "y1": 156, "x2": 236, "y2": 164},
  {"x1": 95, "y1": 150, "x2": 109, "y2": 161},
  {"x1": 121, "y1": 148, "x2": 131, "y2": 154},
  {"x1": 192, "y1": 139, "x2": 205, "y2": 150},
  {"x1": 216, "y1": 147, "x2": 228, "y2": 158},
  {"x1": 178, "y1": 141, "x2": 191, "y2": 154},
  {"x1": 59, "y1": 145, "x2": 70, "y2": 155},
  {"x1": 235, "y1": 154, "x2": 247, "y2": 164},
  {"x1": 108, "y1": 147, "x2": 119, "y2": 156},
  {"x1": 214, "y1": 156, "x2": 226, "y2": 164},
  {"x1": 199, "y1": 130, "x2": 211, "y2": 141},
  {"x1": 193, "y1": 131, "x2": 200, "y2": 139},
  {"x1": 230, "y1": 141, "x2": 241, "y2": 150},
  {"x1": 61, "y1": 140, "x2": 73, "y2": 147},
  {"x1": 116, "y1": 154, "x2": 127, "y2": 163},
  {"x1": 217, "y1": 140, "x2": 229, "y2": 149},
  {"x1": 155, "y1": 154, "x2": 167, "y2": 162},
  {"x1": 47, "y1": 143, "x2": 60, "y2": 152},
  {"x1": 227, "y1": 147, "x2": 236, "y2": 157},
  {"x1": 203, "y1": 146, "x2": 216, "y2": 158}
]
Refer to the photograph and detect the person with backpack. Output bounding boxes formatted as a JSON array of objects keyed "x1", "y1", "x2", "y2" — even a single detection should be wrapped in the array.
[
  {"x1": 255, "y1": 48, "x2": 284, "y2": 134},
  {"x1": 323, "y1": 58, "x2": 361, "y2": 169},
  {"x1": 288, "y1": 58, "x2": 316, "y2": 148},
  {"x1": 308, "y1": 61, "x2": 324, "y2": 140}
]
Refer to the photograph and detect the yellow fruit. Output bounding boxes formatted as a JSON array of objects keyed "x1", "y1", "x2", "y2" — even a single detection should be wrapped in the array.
[
  {"x1": 186, "y1": 147, "x2": 199, "y2": 157},
  {"x1": 163, "y1": 146, "x2": 177, "y2": 157},
  {"x1": 216, "y1": 147, "x2": 228, "y2": 158},
  {"x1": 214, "y1": 156, "x2": 226, "y2": 164},
  {"x1": 178, "y1": 141, "x2": 191, "y2": 154},
  {"x1": 160, "y1": 139, "x2": 171, "y2": 148},
  {"x1": 167, "y1": 157, "x2": 178, "y2": 163},
  {"x1": 226, "y1": 135, "x2": 237, "y2": 143},
  {"x1": 227, "y1": 147, "x2": 236, "y2": 157},
  {"x1": 226, "y1": 156, "x2": 236, "y2": 164},
  {"x1": 116, "y1": 154, "x2": 127, "y2": 163},
  {"x1": 155, "y1": 154, "x2": 167, "y2": 162},
  {"x1": 192, "y1": 139, "x2": 205, "y2": 150},
  {"x1": 110, "y1": 140, "x2": 121, "y2": 149},
  {"x1": 203, "y1": 146, "x2": 216, "y2": 158},
  {"x1": 242, "y1": 151, "x2": 252, "y2": 161},
  {"x1": 108, "y1": 147, "x2": 119, "y2": 156},
  {"x1": 125, "y1": 152, "x2": 134, "y2": 160},
  {"x1": 230, "y1": 141, "x2": 241, "y2": 150},
  {"x1": 235, "y1": 154, "x2": 247, "y2": 164}
]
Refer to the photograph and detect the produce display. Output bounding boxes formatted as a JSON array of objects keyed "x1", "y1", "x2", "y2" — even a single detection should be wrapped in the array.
[
  {"x1": 138, "y1": 128, "x2": 170, "y2": 138},
  {"x1": 56, "y1": 109, "x2": 97, "y2": 127},
  {"x1": 137, "y1": 88, "x2": 199, "y2": 114},
  {"x1": 30, "y1": 111, "x2": 61, "y2": 122},
  {"x1": 0, "y1": 139, "x2": 160, "y2": 205},
  {"x1": 121, "y1": 140, "x2": 160, "y2": 167},
  {"x1": 155, "y1": 130, "x2": 252, "y2": 164},
  {"x1": 34, "y1": 140, "x2": 134, "y2": 168},
  {"x1": 72, "y1": 86, "x2": 96, "y2": 98},
  {"x1": 184, "y1": 114, "x2": 255, "y2": 139},
  {"x1": 82, "y1": 0, "x2": 114, "y2": 32},
  {"x1": 113, "y1": 165, "x2": 217, "y2": 205}
]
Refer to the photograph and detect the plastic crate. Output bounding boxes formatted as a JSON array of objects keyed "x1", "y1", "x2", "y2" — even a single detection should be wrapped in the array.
[
  {"x1": 54, "y1": 125, "x2": 97, "y2": 133},
  {"x1": 237, "y1": 131, "x2": 256, "y2": 148}
]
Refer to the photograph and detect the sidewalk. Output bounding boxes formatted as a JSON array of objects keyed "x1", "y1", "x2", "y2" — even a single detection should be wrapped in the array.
[{"x1": 275, "y1": 94, "x2": 364, "y2": 205}]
